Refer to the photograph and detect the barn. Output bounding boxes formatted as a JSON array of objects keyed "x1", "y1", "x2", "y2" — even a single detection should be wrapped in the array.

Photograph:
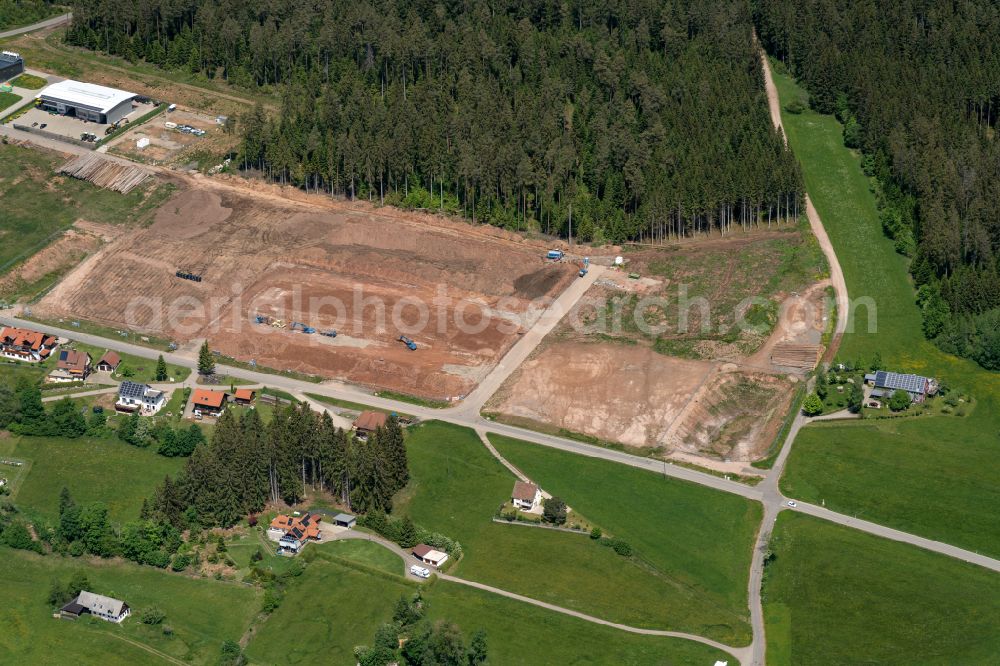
[{"x1": 37, "y1": 79, "x2": 137, "y2": 124}]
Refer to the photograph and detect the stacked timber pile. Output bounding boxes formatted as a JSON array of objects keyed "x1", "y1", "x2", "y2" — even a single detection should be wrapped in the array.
[
  {"x1": 771, "y1": 343, "x2": 822, "y2": 369},
  {"x1": 59, "y1": 155, "x2": 150, "y2": 194}
]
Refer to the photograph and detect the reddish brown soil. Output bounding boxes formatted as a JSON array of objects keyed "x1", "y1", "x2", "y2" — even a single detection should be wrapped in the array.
[{"x1": 37, "y1": 177, "x2": 576, "y2": 398}]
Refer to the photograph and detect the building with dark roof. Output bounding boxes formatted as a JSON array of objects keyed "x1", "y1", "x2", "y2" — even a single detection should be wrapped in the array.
[
  {"x1": 0, "y1": 51, "x2": 24, "y2": 83},
  {"x1": 866, "y1": 371, "x2": 936, "y2": 403}
]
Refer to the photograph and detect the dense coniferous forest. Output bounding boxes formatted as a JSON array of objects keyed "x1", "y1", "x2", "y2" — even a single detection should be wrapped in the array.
[
  {"x1": 65, "y1": 0, "x2": 801, "y2": 243},
  {"x1": 754, "y1": 0, "x2": 1000, "y2": 369}
]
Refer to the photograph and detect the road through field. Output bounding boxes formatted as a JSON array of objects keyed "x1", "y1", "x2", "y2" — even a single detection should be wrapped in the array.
[
  {"x1": 759, "y1": 46, "x2": 849, "y2": 344},
  {"x1": 0, "y1": 12, "x2": 70, "y2": 40}
]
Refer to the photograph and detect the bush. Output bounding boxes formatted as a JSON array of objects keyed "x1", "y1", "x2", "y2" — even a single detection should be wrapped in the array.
[
  {"x1": 171, "y1": 553, "x2": 191, "y2": 571},
  {"x1": 784, "y1": 98, "x2": 806, "y2": 114},
  {"x1": 140, "y1": 606, "x2": 166, "y2": 625},
  {"x1": 600, "y1": 537, "x2": 633, "y2": 557},
  {"x1": 590, "y1": 527, "x2": 602, "y2": 539}
]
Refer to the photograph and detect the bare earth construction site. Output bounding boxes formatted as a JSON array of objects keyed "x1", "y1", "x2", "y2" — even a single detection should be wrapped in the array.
[
  {"x1": 36, "y1": 176, "x2": 576, "y2": 399},
  {"x1": 486, "y1": 232, "x2": 830, "y2": 467}
]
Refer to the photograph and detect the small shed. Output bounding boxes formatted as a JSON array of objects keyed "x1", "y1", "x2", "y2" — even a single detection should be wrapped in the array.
[
  {"x1": 233, "y1": 388, "x2": 257, "y2": 405},
  {"x1": 332, "y1": 513, "x2": 356, "y2": 529}
]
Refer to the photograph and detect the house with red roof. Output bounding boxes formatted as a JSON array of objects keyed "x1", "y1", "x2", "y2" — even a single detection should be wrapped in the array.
[
  {"x1": 268, "y1": 513, "x2": 323, "y2": 553},
  {"x1": 0, "y1": 326, "x2": 57, "y2": 362},
  {"x1": 190, "y1": 388, "x2": 228, "y2": 416}
]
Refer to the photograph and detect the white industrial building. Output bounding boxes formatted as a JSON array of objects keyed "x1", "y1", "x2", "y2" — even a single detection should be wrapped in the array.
[{"x1": 37, "y1": 79, "x2": 137, "y2": 124}]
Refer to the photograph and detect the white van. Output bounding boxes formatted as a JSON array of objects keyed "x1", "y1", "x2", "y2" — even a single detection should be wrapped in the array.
[{"x1": 409, "y1": 565, "x2": 430, "y2": 579}]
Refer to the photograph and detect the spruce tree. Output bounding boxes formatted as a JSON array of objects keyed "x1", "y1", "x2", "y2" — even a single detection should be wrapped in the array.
[
  {"x1": 155, "y1": 355, "x2": 169, "y2": 381},
  {"x1": 197, "y1": 341, "x2": 215, "y2": 376}
]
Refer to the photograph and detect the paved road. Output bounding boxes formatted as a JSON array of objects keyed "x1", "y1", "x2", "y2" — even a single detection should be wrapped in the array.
[{"x1": 0, "y1": 12, "x2": 71, "y2": 40}]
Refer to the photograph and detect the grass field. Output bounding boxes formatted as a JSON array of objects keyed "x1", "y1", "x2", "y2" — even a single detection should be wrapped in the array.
[
  {"x1": 246, "y1": 549, "x2": 733, "y2": 665},
  {"x1": 772, "y1": 66, "x2": 1000, "y2": 557},
  {"x1": 0, "y1": 143, "x2": 171, "y2": 272},
  {"x1": 10, "y1": 73, "x2": 47, "y2": 89},
  {"x1": 2, "y1": 546, "x2": 260, "y2": 665},
  {"x1": 317, "y1": 539, "x2": 405, "y2": 576},
  {"x1": 393, "y1": 422, "x2": 754, "y2": 644},
  {"x1": 763, "y1": 512, "x2": 1000, "y2": 665},
  {"x1": 245, "y1": 557, "x2": 412, "y2": 665},
  {"x1": 0, "y1": 90, "x2": 22, "y2": 111},
  {"x1": 1, "y1": 434, "x2": 183, "y2": 523},
  {"x1": 490, "y1": 434, "x2": 761, "y2": 618}
]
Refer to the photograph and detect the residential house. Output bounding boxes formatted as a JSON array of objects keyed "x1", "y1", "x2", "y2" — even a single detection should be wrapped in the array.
[
  {"x1": 116, "y1": 381, "x2": 166, "y2": 414},
  {"x1": 0, "y1": 326, "x2": 57, "y2": 362},
  {"x1": 95, "y1": 351, "x2": 122, "y2": 373},
  {"x1": 511, "y1": 481, "x2": 542, "y2": 511},
  {"x1": 190, "y1": 388, "x2": 228, "y2": 416},
  {"x1": 233, "y1": 388, "x2": 257, "y2": 405},
  {"x1": 353, "y1": 410, "x2": 387, "y2": 438},
  {"x1": 59, "y1": 591, "x2": 131, "y2": 623},
  {"x1": 268, "y1": 513, "x2": 322, "y2": 554},
  {"x1": 865, "y1": 370, "x2": 937, "y2": 403},
  {"x1": 411, "y1": 544, "x2": 449, "y2": 568},
  {"x1": 48, "y1": 349, "x2": 91, "y2": 383}
]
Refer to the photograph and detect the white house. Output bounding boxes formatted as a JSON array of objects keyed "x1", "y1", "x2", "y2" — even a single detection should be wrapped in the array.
[
  {"x1": 116, "y1": 381, "x2": 166, "y2": 414},
  {"x1": 60, "y1": 591, "x2": 131, "y2": 623},
  {"x1": 511, "y1": 481, "x2": 542, "y2": 511}
]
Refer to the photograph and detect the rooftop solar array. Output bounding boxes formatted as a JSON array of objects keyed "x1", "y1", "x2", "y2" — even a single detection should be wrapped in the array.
[
  {"x1": 118, "y1": 381, "x2": 147, "y2": 400},
  {"x1": 874, "y1": 371, "x2": 927, "y2": 394}
]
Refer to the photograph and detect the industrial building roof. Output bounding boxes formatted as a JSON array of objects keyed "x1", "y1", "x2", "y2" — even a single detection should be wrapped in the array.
[
  {"x1": 0, "y1": 51, "x2": 22, "y2": 64},
  {"x1": 39, "y1": 79, "x2": 137, "y2": 114}
]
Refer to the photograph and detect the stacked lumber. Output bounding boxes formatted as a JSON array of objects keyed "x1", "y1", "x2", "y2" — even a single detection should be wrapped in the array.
[
  {"x1": 59, "y1": 155, "x2": 150, "y2": 194},
  {"x1": 771, "y1": 343, "x2": 822, "y2": 369}
]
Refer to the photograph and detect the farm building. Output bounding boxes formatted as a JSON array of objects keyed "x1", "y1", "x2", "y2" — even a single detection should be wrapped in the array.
[
  {"x1": 233, "y1": 388, "x2": 257, "y2": 405},
  {"x1": 353, "y1": 410, "x2": 388, "y2": 438},
  {"x1": 48, "y1": 349, "x2": 91, "y2": 382},
  {"x1": 95, "y1": 351, "x2": 121, "y2": 372},
  {"x1": 116, "y1": 381, "x2": 166, "y2": 414},
  {"x1": 190, "y1": 388, "x2": 227, "y2": 416},
  {"x1": 59, "y1": 591, "x2": 131, "y2": 623},
  {"x1": 38, "y1": 79, "x2": 137, "y2": 124},
  {"x1": 511, "y1": 481, "x2": 542, "y2": 511},
  {"x1": 0, "y1": 326, "x2": 57, "y2": 362},
  {"x1": 411, "y1": 544, "x2": 448, "y2": 568},
  {"x1": 864, "y1": 371, "x2": 937, "y2": 403},
  {"x1": 0, "y1": 51, "x2": 24, "y2": 82},
  {"x1": 268, "y1": 513, "x2": 322, "y2": 554}
]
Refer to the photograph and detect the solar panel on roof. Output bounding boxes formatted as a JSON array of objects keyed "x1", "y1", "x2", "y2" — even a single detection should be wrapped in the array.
[
  {"x1": 118, "y1": 381, "x2": 146, "y2": 399},
  {"x1": 875, "y1": 372, "x2": 926, "y2": 394}
]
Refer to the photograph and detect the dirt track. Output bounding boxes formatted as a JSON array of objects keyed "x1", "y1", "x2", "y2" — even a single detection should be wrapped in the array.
[{"x1": 36, "y1": 176, "x2": 576, "y2": 398}]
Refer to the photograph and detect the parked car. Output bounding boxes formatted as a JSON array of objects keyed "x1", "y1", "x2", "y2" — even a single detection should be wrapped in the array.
[
  {"x1": 39, "y1": 123, "x2": 46, "y2": 129},
  {"x1": 787, "y1": 500, "x2": 797, "y2": 508},
  {"x1": 409, "y1": 565, "x2": 430, "y2": 579}
]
